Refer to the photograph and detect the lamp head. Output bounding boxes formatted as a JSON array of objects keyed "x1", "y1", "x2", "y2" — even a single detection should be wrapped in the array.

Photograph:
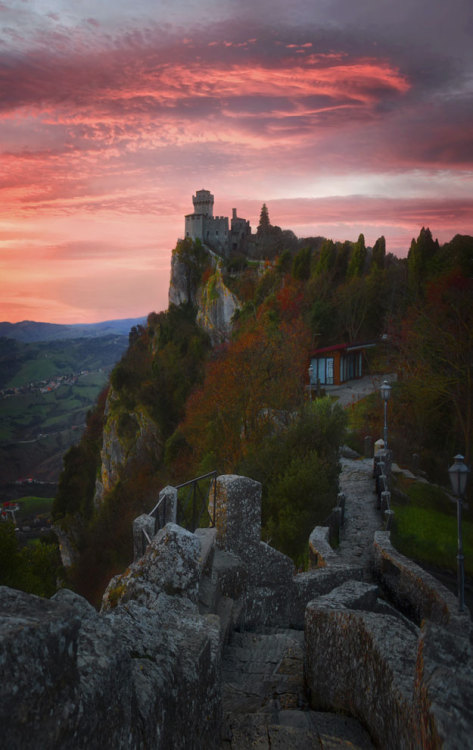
[
  {"x1": 380, "y1": 379, "x2": 391, "y2": 402},
  {"x1": 448, "y1": 454, "x2": 470, "y2": 497}
]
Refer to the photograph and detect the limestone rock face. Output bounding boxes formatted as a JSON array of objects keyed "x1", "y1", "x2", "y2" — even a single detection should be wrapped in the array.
[
  {"x1": 168, "y1": 250, "x2": 195, "y2": 307},
  {"x1": 168, "y1": 245, "x2": 240, "y2": 342},
  {"x1": 196, "y1": 265, "x2": 240, "y2": 342},
  {"x1": 94, "y1": 389, "x2": 162, "y2": 506}
]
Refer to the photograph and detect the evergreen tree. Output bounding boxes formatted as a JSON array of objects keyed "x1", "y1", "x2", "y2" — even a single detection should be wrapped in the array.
[
  {"x1": 407, "y1": 227, "x2": 440, "y2": 299},
  {"x1": 372, "y1": 236, "x2": 386, "y2": 270},
  {"x1": 257, "y1": 203, "x2": 271, "y2": 235},
  {"x1": 347, "y1": 234, "x2": 366, "y2": 278}
]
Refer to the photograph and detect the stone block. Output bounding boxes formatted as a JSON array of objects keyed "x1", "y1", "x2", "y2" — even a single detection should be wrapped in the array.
[
  {"x1": 308, "y1": 526, "x2": 337, "y2": 569},
  {"x1": 414, "y1": 620, "x2": 473, "y2": 749},
  {"x1": 213, "y1": 474, "x2": 262, "y2": 553},
  {"x1": 157, "y1": 485, "x2": 178, "y2": 526},
  {"x1": 312, "y1": 579, "x2": 380, "y2": 611},
  {"x1": 0, "y1": 587, "x2": 81, "y2": 748},
  {"x1": 133, "y1": 513, "x2": 156, "y2": 560},
  {"x1": 102, "y1": 522, "x2": 202, "y2": 611},
  {"x1": 305, "y1": 601, "x2": 419, "y2": 749}
]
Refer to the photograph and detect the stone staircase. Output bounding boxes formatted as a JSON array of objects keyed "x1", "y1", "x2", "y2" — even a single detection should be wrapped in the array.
[{"x1": 220, "y1": 628, "x2": 374, "y2": 749}]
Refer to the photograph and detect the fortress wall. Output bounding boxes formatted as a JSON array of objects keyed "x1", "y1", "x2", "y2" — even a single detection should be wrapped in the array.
[{"x1": 373, "y1": 530, "x2": 468, "y2": 630}]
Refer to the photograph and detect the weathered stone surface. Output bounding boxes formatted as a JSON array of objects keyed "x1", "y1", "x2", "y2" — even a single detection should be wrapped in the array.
[
  {"x1": 102, "y1": 522, "x2": 201, "y2": 610},
  {"x1": 94, "y1": 390, "x2": 162, "y2": 506},
  {"x1": 107, "y1": 600, "x2": 222, "y2": 749},
  {"x1": 414, "y1": 621, "x2": 473, "y2": 749},
  {"x1": 194, "y1": 526, "x2": 217, "y2": 573},
  {"x1": 305, "y1": 599, "x2": 419, "y2": 749},
  {"x1": 373, "y1": 530, "x2": 468, "y2": 629},
  {"x1": 197, "y1": 264, "x2": 241, "y2": 342},
  {"x1": 0, "y1": 587, "x2": 81, "y2": 749},
  {"x1": 340, "y1": 444, "x2": 360, "y2": 459},
  {"x1": 155, "y1": 484, "x2": 178, "y2": 528},
  {"x1": 1, "y1": 570, "x2": 222, "y2": 749},
  {"x1": 292, "y1": 566, "x2": 365, "y2": 628},
  {"x1": 308, "y1": 579, "x2": 380, "y2": 612},
  {"x1": 308, "y1": 526, "x2": 338, "y2": 568},
  {"x1": 132, "y1": 512, "x2": 155, "y2": 560},
  {"x1": 213, "y1": 474, "x2": 262, "y2": 553},
  {"x1": 221, "y1": 629, "x2": 374, "y2": 749}
]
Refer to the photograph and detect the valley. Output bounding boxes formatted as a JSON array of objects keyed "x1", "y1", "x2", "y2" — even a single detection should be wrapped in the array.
[{"x1": 0, "y1": 324, "x2": 144, "y2": 501}]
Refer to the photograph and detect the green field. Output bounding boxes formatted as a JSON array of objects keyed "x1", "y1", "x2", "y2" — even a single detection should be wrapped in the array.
[
  {"x1": 12, "y1": 496, "x2": 55, "y2": 521},
  {"x1": 0, "y1": 371, "x2": 109, "y2": 443},
  {"x1": 0, "y1": 335, "x2": 129, "y2": 390},
  {"x1": 391, "y1": 476, "x2": 473, "y2": 577}
]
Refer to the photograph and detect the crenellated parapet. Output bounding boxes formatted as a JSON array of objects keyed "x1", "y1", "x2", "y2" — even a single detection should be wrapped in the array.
[{"x1": 184, "y1": 188, "x2": 251, "y2": 257}]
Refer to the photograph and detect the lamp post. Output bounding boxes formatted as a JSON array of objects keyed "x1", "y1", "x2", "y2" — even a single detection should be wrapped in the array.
[
  {"x1": 380, "y1": 379, "x2": 391, "y2": 449},
  {"x1": 448, "y1": 454, "x2": 470, "y2": 612}
]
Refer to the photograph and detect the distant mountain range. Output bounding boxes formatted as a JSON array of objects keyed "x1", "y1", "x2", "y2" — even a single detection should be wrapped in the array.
[{"x1": 0, "y1": 317, "x2": 148, "y2": 343}]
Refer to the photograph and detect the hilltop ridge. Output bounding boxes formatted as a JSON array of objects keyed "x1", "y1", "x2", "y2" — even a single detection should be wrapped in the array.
[{"x1": 0, "y1": 316, "x2": 147, "y2": 343}]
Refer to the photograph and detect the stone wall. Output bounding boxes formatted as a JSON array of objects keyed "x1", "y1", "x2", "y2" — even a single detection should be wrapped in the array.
[
  {"x1": 3, "y1": 472, "x2": 473, "y2": 747},
  {"x1": 304, "y1": 577, "x2": 473, "y2": 750},
  {"x1": 373, "y1": 530, "x2": 467, "y2": 629},
  {"x1": 304, "y1": 581, "x2": 420, "y2": 749},
  {"x1": 1, "y1": 525, "x2": 222, "y2": 749}
]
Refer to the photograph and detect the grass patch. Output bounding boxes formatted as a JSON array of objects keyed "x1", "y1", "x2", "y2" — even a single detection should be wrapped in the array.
[{"x1": 391, "y1": 477, "x2": 473, "y2": 576}]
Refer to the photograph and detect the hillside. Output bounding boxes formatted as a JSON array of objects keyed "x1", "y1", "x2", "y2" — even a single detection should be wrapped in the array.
[{"x1": 11, "y1": 223, "x2": 473, "y2": 605}]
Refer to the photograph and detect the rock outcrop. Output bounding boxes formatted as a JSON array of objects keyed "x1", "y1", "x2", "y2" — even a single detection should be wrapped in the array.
[
  {"x1": 168, "y1": 244, "x2": 240, "y2": 342},
  {"x1": 1, "y1": 525, "x2": 222, "y2": 749},
  {"x1": 94, "y1": 388, "x2": 162, "y2": 506},
  {"x1": 196, "y1": 264, "x2": 240, "y2": 342}
]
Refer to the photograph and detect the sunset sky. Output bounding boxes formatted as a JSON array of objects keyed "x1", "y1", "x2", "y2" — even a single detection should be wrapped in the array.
[{"x1": 1, "y1": 0, "x2": 472, "y2": 323}]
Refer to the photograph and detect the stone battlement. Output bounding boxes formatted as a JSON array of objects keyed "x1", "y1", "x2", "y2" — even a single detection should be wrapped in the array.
[{"x1": 1, "y1": 472, "x2": 472, "y2": 748}]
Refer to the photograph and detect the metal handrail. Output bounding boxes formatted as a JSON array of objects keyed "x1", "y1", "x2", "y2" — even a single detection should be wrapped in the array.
[
  {"x1": 176, "y1": 471, "x2": 218, "y2": 532},
  {"x1": 175, "y1": 470, "x2": 218, "y2": 490}
]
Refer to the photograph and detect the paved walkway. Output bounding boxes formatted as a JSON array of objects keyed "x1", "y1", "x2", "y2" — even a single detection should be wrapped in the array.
[
  {"x1": 220, "y1": 457, "x2": 382, "y2": 749},
  {"x1": 323, "y1": 374, "x2": 396, "y2": 408},
  {"x1": 337, "y1": 456, "x2": 383, "y2": 572}
]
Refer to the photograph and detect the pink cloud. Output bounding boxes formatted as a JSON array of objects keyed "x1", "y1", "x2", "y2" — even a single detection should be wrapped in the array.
[{"x1": 0, "y1": 10, "x2": 471, "y2": 324}]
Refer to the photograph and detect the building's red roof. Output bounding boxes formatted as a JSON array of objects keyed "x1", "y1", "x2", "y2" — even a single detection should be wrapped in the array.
[{"x1": 310, "y1": 341, "x2": 376, "y2": 357}]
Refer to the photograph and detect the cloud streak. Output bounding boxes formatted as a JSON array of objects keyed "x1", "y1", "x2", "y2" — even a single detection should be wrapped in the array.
[{"x1": 0, "y1": 1, "x2": 472, "y2": 322}]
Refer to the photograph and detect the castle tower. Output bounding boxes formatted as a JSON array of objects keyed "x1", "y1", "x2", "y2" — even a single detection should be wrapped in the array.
[{"x1": 192, "y1": 189, "x2": 214, "y2": 217}]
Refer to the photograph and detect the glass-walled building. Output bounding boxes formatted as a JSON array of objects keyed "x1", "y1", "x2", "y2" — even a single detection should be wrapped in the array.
[{"x1": 309, "y1": 343, "x2": 374, "y2": 387}]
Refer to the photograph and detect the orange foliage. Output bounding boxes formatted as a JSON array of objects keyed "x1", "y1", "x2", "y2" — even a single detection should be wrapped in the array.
[
  {"x1": 275, "y1": 280, "x2": 305, "y2": 321},
  {"x1": 181, "y1": 318, "x2": 311, "y2": 471}
]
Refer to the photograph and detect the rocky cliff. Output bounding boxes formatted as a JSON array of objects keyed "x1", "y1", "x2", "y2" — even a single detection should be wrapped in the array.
[
  {"x1": 94, "y1": 388, "x2": 162, "y2": 506},
  {"x1": 168, "y1": 243, "x2": 240, "y2": 343}
]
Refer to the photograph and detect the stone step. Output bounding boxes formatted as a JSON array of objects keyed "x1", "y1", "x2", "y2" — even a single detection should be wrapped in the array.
[
  {"x1": 221, "y1": 710, "x2": 374, "y2": 749},
  {"x1": 221, "y1": 629, "x2": 374, "y2": 749}
]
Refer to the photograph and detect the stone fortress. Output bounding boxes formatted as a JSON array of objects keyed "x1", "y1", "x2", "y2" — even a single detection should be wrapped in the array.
[{"x1": 184, "y1": 189, "x2": 252, "y2": 257}]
